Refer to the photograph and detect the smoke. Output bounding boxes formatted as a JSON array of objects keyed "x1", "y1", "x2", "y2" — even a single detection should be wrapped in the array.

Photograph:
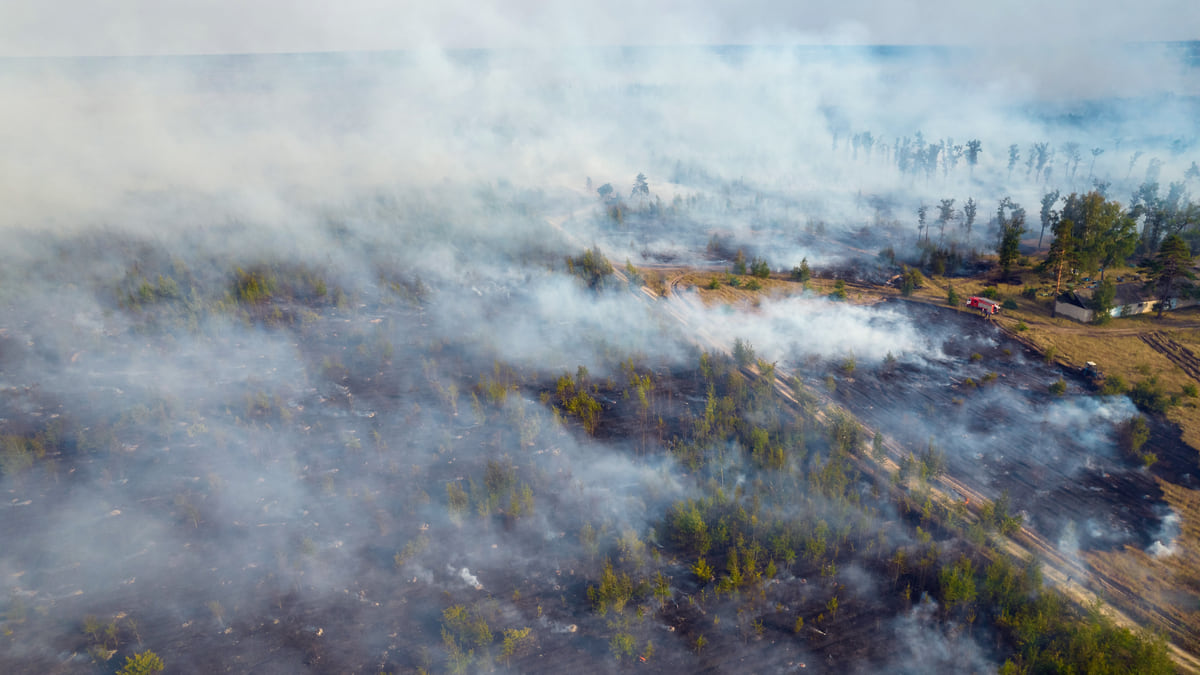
[
  {"x1": 455, "y1": 566, "x2": 484, "y2": 591},
  {"x1": 2, "y1": 38, "x2": 1196, "y2": 253},
  {"x1": 1148, "y1": 507, "x2": 1182, "y2": 557},
  {"x1": 884, "y1": 593, "x2": 996, "y2": 675},
  {"x1": 1058, "y1": 520, "x2": 1082, "y2": 561},
  {"x1": 0, "y1": 8, "x2": 1194, "y2": 671},
  {"x1": 673, "y1": 290, "x2": 936, "y2": 365}
]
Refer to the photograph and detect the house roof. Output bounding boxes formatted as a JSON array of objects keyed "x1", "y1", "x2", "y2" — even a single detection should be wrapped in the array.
[
  {"x1": 1114, "y1": 282, "x2": 1153, "y2": 306},
  {"x1": 1056, "y1": 291, "x2": 1089, "y2": 309},
  {"x1": 1064, "y1": 281, "x2": 1154, "y2": 308}
]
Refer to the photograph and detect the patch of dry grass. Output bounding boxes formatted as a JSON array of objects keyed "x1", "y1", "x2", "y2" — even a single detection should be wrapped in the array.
[
  {"x1": 1088, "y1": 480, "x2": 1200, "y2": 653},
  {"x1": 1002, "y1": 310, "x2": 1200, "y2": 447},
  {"x1": 920, "y1": 269, "x2": 1200, "y2": 447},
  {"x1": 670, "y1": 271, "x2": 883, "y2": 307}
]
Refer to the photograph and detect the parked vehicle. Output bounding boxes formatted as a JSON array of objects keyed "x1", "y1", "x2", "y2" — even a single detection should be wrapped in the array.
[{"x1": 966, "y1": 296, "x2": 1001, "y2": 316}]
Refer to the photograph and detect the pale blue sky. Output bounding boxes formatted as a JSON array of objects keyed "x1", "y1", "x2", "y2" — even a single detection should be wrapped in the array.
[{"x1": 0, "y1": 0, "x2": 1195, "y2": 57}]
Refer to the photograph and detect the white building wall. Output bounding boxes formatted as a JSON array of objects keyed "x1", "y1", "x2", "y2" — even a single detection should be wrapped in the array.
[{"x1": 1054, "y1": 301, "x2": 1094, "y2": 323}]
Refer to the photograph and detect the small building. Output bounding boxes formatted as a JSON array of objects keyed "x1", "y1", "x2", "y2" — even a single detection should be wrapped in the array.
[
  {"x1": 1054, "y1": 291, "x2": 1094, "y2": 323},
  {"x1": 1053, "y1": 282, "x2": 1197, "y2": 323}
]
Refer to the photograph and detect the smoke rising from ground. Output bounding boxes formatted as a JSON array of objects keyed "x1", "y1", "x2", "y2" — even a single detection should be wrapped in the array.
[{"x1": 0, "y1": 18, "x2": 1193, "y2": 673}]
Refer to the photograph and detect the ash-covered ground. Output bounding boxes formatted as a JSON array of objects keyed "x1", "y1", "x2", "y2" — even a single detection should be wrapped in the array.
[
  {"x1": 812, "y1": 300, "x2": 1193, "y2": 553},
  {"x1": 0, "y1": 226, "x2": 1185, "y2": 674}
]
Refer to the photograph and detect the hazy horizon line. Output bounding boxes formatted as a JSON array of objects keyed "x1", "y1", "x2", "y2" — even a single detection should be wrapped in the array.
[{"x1": 1, "y1": 39, "x2": 1196, "y2": 62}]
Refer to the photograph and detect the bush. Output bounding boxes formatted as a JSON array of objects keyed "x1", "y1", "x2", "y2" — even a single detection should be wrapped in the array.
[
  {"x1": 1021, "y1": 286, "x2": 1039, "y2": 299},
  {"x1": 883, "y1": 351, "x2": 898, "y2": 372},
  {"x1": 744, "y1": 278, "x2": 763, "y2": 291},
  {"x1": 1091, "y1": 278, "x2": 1116, "y2": 324},
  {"x1": 118, "y1": 651, "x2": 165, "y2": 675},
  {"x1": 732, "y1": 338, "x2": 755, "y2": 367},
  {"x1": 1049, "y1": 378, "x2": 1067, "y2": 396},
  {"x1": 706, "y1": 277, "x2": 721, "y2": 290},
  {"x1": 829, "y1": 279, "x2": 848, "y2": 301},
  {"x1": 980, "y1": 287, "x2": 1000, "y2": 300},
  {"x1": 931, "y1": 255, "x2": 946, "y2": 276},
  {"x1": 1129, "y1": 377, "x2": 1173, "y2": 414},
  {"x1": 947, "y1": 285, "x2": 961, "y2": 306},
  {"x1": 750, "y1": 258, "x2": 771, "y2": 279},
  {"x1": 624, "y1": 260, "x2": 644, "y2": 288},
  {"x1": 900, "y1": 266, "x2": 924, "y2": 297},
  {"x1": 1117, "y1": 416, "x2": 1150, "y2": 456},
  {"x1": 233, "y1": 267, "x2": 276, "y2": 304},
  {"x1": 610, "y1": 632, "x2": 636, "y2": 661},
  {"x1": 1099, "y1": 374, "x2": 1128, "y2": 396},
  {"x1": 791, "y1": 258, "x2": 812, "y2": 282},
  {"x1": 1015, "y1": 322, "x2": 1028, "y2": 332},
  {"x1": 732, "y1": 250, "x2": 747, "y2": 275},
  {"x1": 567, "y1": 248, "x2": 615, "y2": 289},
  {"x1": 1002, "y1": 299, "x2": 1018, "y2": 310}
]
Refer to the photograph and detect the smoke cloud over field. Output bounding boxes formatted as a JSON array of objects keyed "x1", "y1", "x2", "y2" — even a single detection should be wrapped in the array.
[
  {"x1": 1, "y1": 35, "x2": 1196, "y2": 251},
  {"x1": 0, "y1": 7, "x2": 1194, "y2": 673},
  {"x1": 675, "y1": 292, "x2": 936, "y2": 364}
]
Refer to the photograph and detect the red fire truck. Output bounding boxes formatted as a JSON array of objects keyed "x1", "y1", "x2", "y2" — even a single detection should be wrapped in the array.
[{"x1": 966, "y1": 296, "x2": 1001, "y2": 316}]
